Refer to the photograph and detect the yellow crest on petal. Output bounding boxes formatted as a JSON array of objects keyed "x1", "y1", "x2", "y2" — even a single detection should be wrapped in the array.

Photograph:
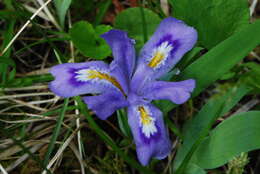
[
  {"x1": 138, "y1": 106, "x2": 153, "y2": 125},
  {"x1": 75, "y1": 69, "x2": 125, "y2": 95}
]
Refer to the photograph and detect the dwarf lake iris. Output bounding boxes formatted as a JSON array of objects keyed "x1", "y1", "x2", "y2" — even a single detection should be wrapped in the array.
[{"x1": 49, "y1": 17, "x2": 197, "y2": 165}]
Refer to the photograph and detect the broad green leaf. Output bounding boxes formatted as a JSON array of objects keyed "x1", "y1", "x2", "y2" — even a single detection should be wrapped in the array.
[
  {"x1": 169, "y1": 0, "x2": 250, "y2": 49},
  {"x1": 173, "y1": 84, "x2": 251, "y2": 172},
  {"x1": 185, "y1": 163, "x2": 206, "y2": 174},
  {"x1": 115, "y1": 7, "x2": 161, "y2": 50},
  {"x1": 54, "y1": 0, "x2": 72, "y2": 28},
  {"x1": 191, "y1": 111, "x2": 260, "y2": 169},
  {"x1": 95, "y1": 25, "x2": 113, "y2": 35},
  {"x1": 177, "y1": 47, "x2": 203, "y2": 70},
  {"x1": 219, "y1": 71, "x2": 236, "y2": 80},
  {"x1": 179, "y1": 20, "x2": 260, "y2": 97},
  {"x1": 69, "y1": 21, "x2": 111, "y2": 60},
  {"x1": 163, "y1": 20, "x2": 260, "y2": 114}
]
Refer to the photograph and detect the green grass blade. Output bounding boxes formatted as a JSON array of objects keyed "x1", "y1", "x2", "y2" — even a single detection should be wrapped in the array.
[
  {"x1": 139, "y1": 6, "x2": 148, "y2": 42},
  {"x1": 94, "y1": 0, "x2": 111, "y2": 26},
  {"x1": 0, "y1": 129, "x2": 53, "y2": 174},
  {"x1": 43, "y1": 98, "x2": 69, "y2": 167},
  {"x1": 0, "y1": 20, "x2": 15, "y2": 85},
  {"x1": 117, "y1": 109, "x2": 132, "y2": 137}
]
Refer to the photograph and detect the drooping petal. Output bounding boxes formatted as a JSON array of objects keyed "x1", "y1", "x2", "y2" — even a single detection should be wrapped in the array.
[
  {"x1": 127, "y1": 103, "x2": 171, "y2": 166},
  {"x1": 49, "y1": 61, "x2": 126, "y2": 97},
  {"x1": 142, "y1": 79, "x2": 195, "y2": 104},
  {"x1": 101, "y1": 29, "x2": 136, "y2": 84},
  {"x1": 83, "y1": 91, "x2": 128, "y2": 120},
  {"x1": 131, "y1": 17, "x2": 197, "y2": 93}
]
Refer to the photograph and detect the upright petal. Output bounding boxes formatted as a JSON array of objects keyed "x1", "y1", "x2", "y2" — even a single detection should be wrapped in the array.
[
  {"x1": 83, "y1": 91, "x2": 128, "y2": 120},
  {"x1": 132, "y1": 17, "x2": 197, "y2": 92},
  {"x1": 128, "y1": 103, "x2": 171, "y2": 166},
  {"x1": 142, "y1": 79, "x2": 195, "y2": 104},
  {"x1": 49, "y1": 61, "x2": 126, "y2": 97},
  {"x1": 101, "y1": 30, "x2": 136, "y2": 85}
]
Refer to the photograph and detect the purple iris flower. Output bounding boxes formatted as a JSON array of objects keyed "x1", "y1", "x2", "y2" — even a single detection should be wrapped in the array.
[{"x1": 49, "y1": 17, "x2": 197, "y2": 166}]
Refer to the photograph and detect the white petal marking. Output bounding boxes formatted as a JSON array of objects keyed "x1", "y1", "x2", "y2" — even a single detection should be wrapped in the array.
[
  {"x1": 74, "y1": 68, "x2": 125, "y2": 94},
  {"x1": 137, "y1": 105, "x2": 157, "y2": 138},
  {"x1": 147, "y1": 41, "x2": 173, "y2": 69}
]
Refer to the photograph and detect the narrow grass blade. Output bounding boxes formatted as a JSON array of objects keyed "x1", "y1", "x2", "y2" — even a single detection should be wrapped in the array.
[
  {"x1": 139, "y1": 6, "x2": 148, "y2": 42},
  {"x1": 43, "y1": 98, "x2": 69, "y2": 167},
  {"x1": 0, "y1": 129, "x2": 53, "y2": 174},
  {"x1": 94, "y1": 0, "x2": 111, "y2": 26}
]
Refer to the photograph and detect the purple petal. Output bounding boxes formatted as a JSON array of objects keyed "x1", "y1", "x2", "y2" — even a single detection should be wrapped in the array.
[
  {"x1": 132, "y1": 17, "x2": 197, "y2": 92},
  {"x1": 109, "y1": 61, "x2": 130, "y2": 95},
  {"x1": 143, "y1": 79, "x2": 195, "y2": 104},
  {"x1": 101, "y1": 29, "x2": 136, "y2": 83},
  {"x1": 127, "y1": 103, "x2": 171, "y2": 165},
  {"x1": 83, "y1": 91, "x2": 128, "y2": 120},
  {"x1": 49, "y1": 61, "x2": 125, "y2": 97},
  {"x1": 130, "y1": 63, "x2": 154, "y2": 94}
]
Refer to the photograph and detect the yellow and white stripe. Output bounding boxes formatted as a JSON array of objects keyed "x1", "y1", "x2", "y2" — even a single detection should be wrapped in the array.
[
  {"x1": 75, "y1": 69, "x2": 125, "y2": 94},
  {"x1": 148, "y1": 41, "x2": 173, "y2": 69},
  {"x1": 137, "y1": 105, "x2": 157, "y2": 138}
]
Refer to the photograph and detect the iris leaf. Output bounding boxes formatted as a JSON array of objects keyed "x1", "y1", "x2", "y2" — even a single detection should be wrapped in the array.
[
  {"x1": 192, "y1": 111, "x2": 260, "y2": 169},
  {"x1": 179, "y1": 20, "x2": 260, "y2": 97},
  {"x1": 54, "y1": 0, "x2": 72, "y2": 28},
  {"x1": 173, "y1": 84, "x2": 251, "y2": 172},
  {"x1": 185, "y1": 163, "x2": 206, "y2": 174}
]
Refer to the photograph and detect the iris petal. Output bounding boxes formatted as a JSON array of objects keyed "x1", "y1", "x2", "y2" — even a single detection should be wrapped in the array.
[
  {"x1": 143, "y1": 79, "x2": 195, "y2": 104},
  {"x1": 101, "y1": 29, "x2": 136, "y2": 89},
  {"x1": 83, "y1": 91, "x2": 128, "y2": 120},
  {"x1": 49, "y1": 61, "x2": 124, "y2": 97},
  {"x1": 132, "y1": 17, "x2": 197, "y2": 93},
  {"x1": 127, "y1": 103, "x2": 171, "y2": 166}
]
